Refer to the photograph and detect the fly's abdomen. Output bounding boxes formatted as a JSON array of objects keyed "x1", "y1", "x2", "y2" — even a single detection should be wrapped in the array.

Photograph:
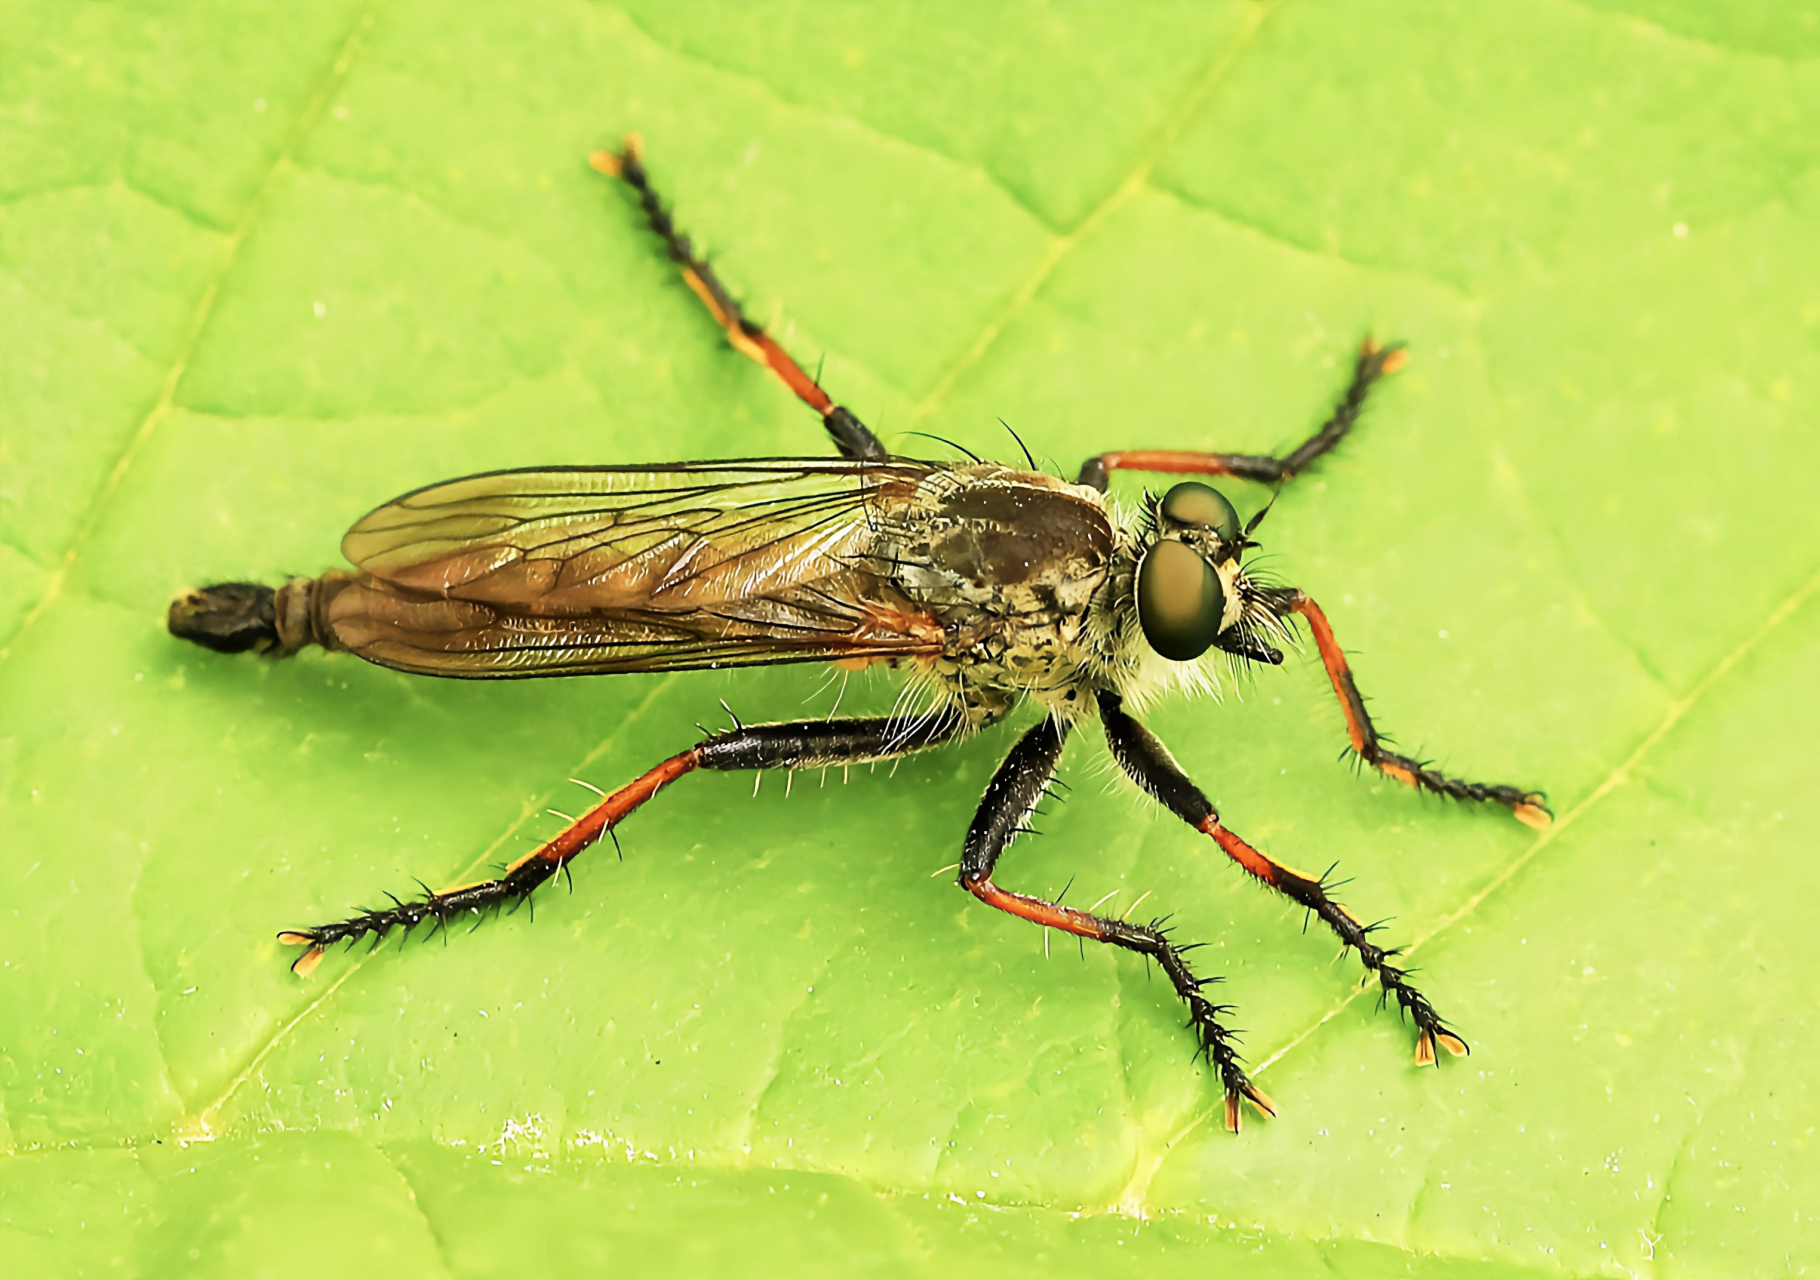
[{"x1": 168, "y1": 572, "x2": 355, "y2": 657}]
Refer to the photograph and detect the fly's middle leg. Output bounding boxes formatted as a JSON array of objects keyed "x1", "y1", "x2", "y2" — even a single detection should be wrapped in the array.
[
  {"x1": 591, "y1": 135, "x2": 887, "y2": 463},
  {"x1": 280, "y1": 710, "x2": 964, "y2": 976},
  {"x1": 957, "y1": 716, "x2": 1275, "y2": 1132},
  {"x1": 1076, "y1": 338, "x2": 1407, "y2": 490},
  {"x1": 1096, "y1": 690, "x2": 1472, "y2": 1071}
]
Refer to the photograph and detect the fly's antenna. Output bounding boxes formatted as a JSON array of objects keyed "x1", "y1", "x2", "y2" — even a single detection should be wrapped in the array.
[
  {"x1": 999, "y1": 418, "x2": 1037, "y2": 470},
  {"x1": 900, "y1": 430, "x2": 982, "y2": 463},
  {"x1": 1244, "y1": 489, "x2": 1282, "y2": 539}
]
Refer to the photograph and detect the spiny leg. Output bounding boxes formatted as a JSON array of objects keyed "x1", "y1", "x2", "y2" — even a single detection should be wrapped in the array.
[
  {"x1": 956, "y1": 716, "x2": 1274, "y2": 1132},
  {"x1": 1253, "y1": 588, "x2": 1551, "y2": 829},
  {"x1": 1077, "y1": 337, "x2": 1407, "y2": 490},
  {"x1": 1096, "y1": 690, "x2": 1469, "y2": 1068},
  {"x1": 280, "y1": 710, "x2": 963, "y2": 975},
  {"x1": 590, "y1": 134, "x2": 886, "y2": 463}
]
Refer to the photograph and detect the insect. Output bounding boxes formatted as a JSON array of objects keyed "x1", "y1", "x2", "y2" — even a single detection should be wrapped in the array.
[{"x1": 168, "y1": 135, "x2": 1548, "y2": 1132}]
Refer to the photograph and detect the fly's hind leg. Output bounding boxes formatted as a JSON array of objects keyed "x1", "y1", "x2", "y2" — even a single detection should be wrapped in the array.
[
  {"x1": 1077, "y1": 338, "x2": 1406, "y2": 490},
  {"x1": 280, "y1": 709, "x2": 964, "y2": 976},
  {"x1": 591, "y1": 135, "x2": 886, "y2": 462},
  {"x1": 957, "y1": 716, "x2": 1275, "y2": 1132},
  {"x1": 1097, "y1": 690, "x2": 1471, "y2": 1070}
]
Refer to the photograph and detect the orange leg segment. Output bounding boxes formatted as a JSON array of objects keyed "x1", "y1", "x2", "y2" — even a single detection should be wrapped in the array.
[
  {"x1": 1097, "y1": 689, "x2": 1471, "y2": 1071},
  {"x1": 513, "y1": 750, "x2": 699, "y2": 874},
  {"x1": 1287, "y1": 593, "x2": 1551, "y2": 830},
  {"x1": 962, "y1": 870, "x2": 1278, "y2": 1132},
  {"x1": 959, "y1": 717, "x2": 1276, "y2": 1131},
  {"x1": 1196, "y1": 813, "x2": 1468, "y2": 1066},
  {"x1": 280, "y1": 713, "x2": 962, "y2": 976},
  {"x1": 966, "y1": 882, "x2": 1105, "y2": 943},
  {"x1": 281, "y1": 750, "x2": 702, "y2": 976},
  {"x1": 591, "y1": 136, "x2": 885, "y2": 462}
]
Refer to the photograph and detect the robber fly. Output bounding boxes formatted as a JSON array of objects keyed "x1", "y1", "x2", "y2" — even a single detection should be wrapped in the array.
[{"x1": 168, "y1": 136, "x2": 1549, "y2": 1133}]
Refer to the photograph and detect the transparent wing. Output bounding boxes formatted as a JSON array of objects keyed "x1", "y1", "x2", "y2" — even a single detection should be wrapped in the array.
[{"x1": 324, "y1": 459, "x2": 946, "y2": 678}]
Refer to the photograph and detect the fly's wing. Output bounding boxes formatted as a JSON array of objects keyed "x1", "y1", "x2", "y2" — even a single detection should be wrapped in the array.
[{"x1": 323, "y1": 459, "x2": 945, "y2": 678}]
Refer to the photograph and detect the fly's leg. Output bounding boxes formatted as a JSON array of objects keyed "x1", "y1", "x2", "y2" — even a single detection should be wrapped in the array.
[
  {"x1": 591, "y1": 135, "x2": 886, "y2": 463},
  {"x1": 1254, "y1": 589, "x2": 1552, "y2": 829},
  {"x1": 1096, "y1": 690, "x2": 1471, "y2": 1069},
  {"x1": 280, "y1": 710, "x2": 963, "y2": 976},
  {"x1": 957, "y1": 717, "x2": 1275, "y2": 1132},
  {"x1": 1077, "y1": 338, "x2": 1406, "y2": 490}
]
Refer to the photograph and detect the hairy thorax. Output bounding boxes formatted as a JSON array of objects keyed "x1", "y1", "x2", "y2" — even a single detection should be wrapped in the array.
[{"x1": 874, "y1": 464, "x2": 1118, "y2": 726}]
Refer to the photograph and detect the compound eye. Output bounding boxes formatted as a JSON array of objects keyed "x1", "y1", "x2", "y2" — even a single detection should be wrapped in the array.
[
  {"x1": 1161, "y1": 481, "x2": 1240, "y2": 542},
  {"x1": 1137, "y1": 539, "x2": 1227, "y2": 662}
]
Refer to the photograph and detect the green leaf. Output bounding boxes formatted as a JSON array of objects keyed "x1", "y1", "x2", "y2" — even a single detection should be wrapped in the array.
[{"x1": 3, "y1": 2, "x2": 1815, "y2": 1276}]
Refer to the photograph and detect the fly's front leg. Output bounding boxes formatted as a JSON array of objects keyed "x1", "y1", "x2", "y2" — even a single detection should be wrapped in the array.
[
  {"x1": 280, "y1": 709, "x2": 963, "y2": 976},
  {"x1": 590, "y1": 135, "x2": 886, "y2": 463},
  {"x1": 1077, "y1": 338, "x2": 1406, "y2": 490},
  {"x1": 1258, "y1": 588, "x2": 1551, "y2": 829},
  {"x1": 1097, "y1": 690, "x2": 1469, "y2": 1069},
  {"x1": 957, "y1": 717, "x2": 1275, "y2": 1131}
]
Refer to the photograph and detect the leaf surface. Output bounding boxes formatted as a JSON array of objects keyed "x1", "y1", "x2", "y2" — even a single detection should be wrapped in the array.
[{"x1": 3, "y1": 3, "x2": 1816, "y2": 1276}]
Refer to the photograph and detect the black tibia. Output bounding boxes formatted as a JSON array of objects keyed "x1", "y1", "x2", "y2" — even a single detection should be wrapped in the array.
[
  {"x1": 1095, "y1": 689, "x2": 1467, "y2": 1061},
  {"x1": 602, "y1": 139, "x2": 888, "y2": 464},
  {"x1": 1074, "y1": 340, "x2": 1405, "y2": 491},
  {"x1": 281, "y1": 711, "x2": 964, "y2": 962},
  {"x1": 958, "y1": 717, "x2": 1271, "y2": 1123}
]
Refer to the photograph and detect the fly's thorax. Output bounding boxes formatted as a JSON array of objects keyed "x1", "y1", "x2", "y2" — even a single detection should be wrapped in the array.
[
  {"x1": 881, "y1": 463, "x2": 1114, "y2": 627},
  {"x1": 871, "y1": 463, "x2": 1115, "y2": 721}
]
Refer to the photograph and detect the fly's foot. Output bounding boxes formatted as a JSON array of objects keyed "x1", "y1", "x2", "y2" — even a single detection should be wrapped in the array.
[
  {"x1": 1510, "y1": 795, "x2": 1553, "y2": 831},
  {"x1": 1142, "y1": 921, "x2": 1276, "y2": 1132},
  {"x1": 1367, "y1": 958, "x2": 1470, "y2": 1066},
  {"x1": 1360, "y1": 747, "x2": 1553, "y2": 830},
  {"x1": 279, "y1": 856, "x2": 562, "y2": 976},
  {"x1": 1335, "y1": 905, "x2": 1471, "y2": 1065},
  {"x1": 1304, "y1": 874, "x2": 1471, "y2": 1067},
  {"x1": 1183, "y1": 990, "x2": 1276, "y2": 1132}
]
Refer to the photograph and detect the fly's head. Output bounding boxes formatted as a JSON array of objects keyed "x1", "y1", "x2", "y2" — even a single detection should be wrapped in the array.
[
  {"x1": 1136, "y1": 481, "x2": 1248, "y2": 661},
  {"x1": 1097, "y1": 481, "x2": 1292, "y2": 708}
]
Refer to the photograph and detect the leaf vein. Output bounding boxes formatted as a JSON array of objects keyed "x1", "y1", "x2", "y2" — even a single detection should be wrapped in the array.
[
  {"x1": 611, "y1": 3, "x2": 1062, "y2": 234},
  {"x1": 904, "y1": 0, "x2": 1278, "y2": 426},
  {"x1": 1132, "y1": 560, "x2": 1820, "y2": 1211},
  {"x1": 183, "y1": 672, "x2": 685, "y2": 1136},
  {"x1": 1559, "y1": 0, "x2": 1818, "y2": 65},
  {"x1": 0, "y1": 3, "x2": 379, "y2": 656}
]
